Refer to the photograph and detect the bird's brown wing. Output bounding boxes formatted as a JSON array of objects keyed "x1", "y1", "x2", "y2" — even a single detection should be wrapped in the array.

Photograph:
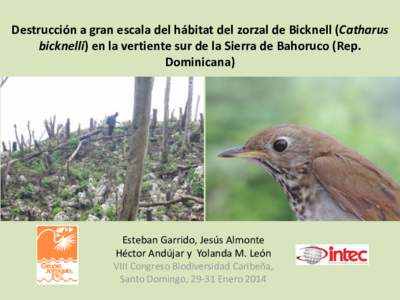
[{"x1": 312, "y1": 154, "x2": 400, "y2": 221}]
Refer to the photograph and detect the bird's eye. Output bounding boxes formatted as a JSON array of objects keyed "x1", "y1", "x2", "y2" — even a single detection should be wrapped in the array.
[{"x1": 273, "y1": 139, "x2": 288, "y2": 152}]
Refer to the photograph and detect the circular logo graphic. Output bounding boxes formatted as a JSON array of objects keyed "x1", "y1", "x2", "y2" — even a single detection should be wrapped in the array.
[{"x1": 297, "y1": 246, "x2": 328, "y2": 264}]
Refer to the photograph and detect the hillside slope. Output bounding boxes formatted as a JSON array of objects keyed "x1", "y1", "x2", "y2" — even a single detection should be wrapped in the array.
[{"x1": 0, "y1": 121, "x2": 204, "y2": 221}]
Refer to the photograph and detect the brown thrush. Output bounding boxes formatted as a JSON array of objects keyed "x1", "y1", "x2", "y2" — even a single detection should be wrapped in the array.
[{"x1": 219, "y1": 124, "x2": 400, "y2": 221}]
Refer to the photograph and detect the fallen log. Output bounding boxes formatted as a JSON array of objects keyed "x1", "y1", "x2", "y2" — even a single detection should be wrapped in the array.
[
  {"x1": 159, "y1": 164, "x2": 198, "y2": 177},
  {"x1": 178, "y1": 193, "x2": 203, "y2": 204},
  {"x1": 78, "y1": 129, "x2": 102, "y2": 140},
  {"x1": 1, "y1": 130, "x2": 102, "y2": 168},
  {"x1": 138, "y1": 193, "x2": 203, "y2": 207}
]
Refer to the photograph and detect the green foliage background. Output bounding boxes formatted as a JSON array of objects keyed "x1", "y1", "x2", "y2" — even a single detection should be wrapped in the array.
[{"x1": 206, "y1": 78, "x2": 400, "y2": 221}]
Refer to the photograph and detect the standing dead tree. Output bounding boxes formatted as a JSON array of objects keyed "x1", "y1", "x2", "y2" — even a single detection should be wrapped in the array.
[
  {"x1": 27, "y1": 121, "x2": 33, "y2": 148},
  {"x1": 89, "y1": 118, "x2": 97, "y2": 131},
  {"x1": 2, "y1": 141, "x2": 7, "y2": 152},
  {"x1": 34, "y1": 140, "x2": 41, "y2": 151},
  {"x1": 65, "y1": 118, "x2": 71, "y2": 139},
  {"x1": 13, "y1": 124, "x2": 23, "y2": 151},
  {"x1": 178, "y1": 107, "x2": 183, "y2": 132},
  {"x1": 200, "y1": 113, "x2": 204, "y2": 134},
  {"x1": 182, "y1": 77, "x2": 194, "y2": 156},
  {"x1": 56, "y1": 124, "x2": 63, "y2": 137},
  {"x1": 194, "y1": 95, "x2": 200, "y2": 122},
  {"x1": 150, "y1": 109, "x2": 158, "y2": 135},
  {"x1": 119, "y1": 77, "x2": 154, "y2": 221},
  {"x1": 181, "y1": 102, "x2": 188, "y2": 131},
  {"x1": 20, "y1": 134, "x2": 26, "y2": 150},
  {"x1": 42, "y1": 151, "x2": 53, "y2": 172},
  {"x1": 161, "y1": 77, "x2": 171, "y2": 163},
  {"x1": 44, "y1": 115, "x2": 56, "y2": 138}
]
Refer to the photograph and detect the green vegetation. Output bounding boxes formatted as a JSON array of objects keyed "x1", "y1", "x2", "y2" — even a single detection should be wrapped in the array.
[
  {"x1": 41, "y1": 177, "x2": 56, "y2": 189},
  {"x1": 189, "y1": 169, "x2": 204, "y2": 197},
  {"x1": 14, "y1": 160, "x2": 46, "y2": 177},
  {"x1": 31, "y1": 161, "x2": 46, "y2": 175},
  {"x1": 79, "y1": 212, "x2": 89, "y2": 221},
  {"x1": 16, "y1": 183, "x2": 35, "y2": 199},
  {"x1": 159, "y1": 161, "x2": 177, "y2": 173},
  {"x1": 206, "y1": 78, "x2": 400, "y2": 221},
  {"x1": 141, "y1": 180, "x2": 152, "y2": 193},
  {"x1": 60, "y1": 187, "x2": 73, "y2": 200},
  {"x1": 68, "y1": 136, "x2": 79, "y2": 147},
  {"x1": 11, "y1": 208, "x2": 21, "y2": 218},
  {"x1": 51, "y1": 206, "x2": 62, "y2": 216},
  {"x1": 41, "y1": 177, "x2": 51, "y2": 189},
  {"x1": 114, "y1": 127, "x2": 125, "y2": 134},
  {"x1": 10, "y1": 152, "x2": 20, "y2": 159},
  {"x1": 105, "y1": 207, "x2": 117, "y2": 221},
  {"x1": 88, "y1": 203, "x2": 103, "y2": 218},
  {"x1": 50, "y1": 150, "x2": 64, "y2": 168},
  {"x1": 69, "y1": 165, "x2": 90, "y2": 181},
  {"x1": 53, "y1": 198, "x2": 62, "y2": 208}
]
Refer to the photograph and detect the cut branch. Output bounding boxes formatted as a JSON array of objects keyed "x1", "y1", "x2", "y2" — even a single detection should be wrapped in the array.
[{"x1": 64, "y1": 141, "x2": 83, "y2": 171}]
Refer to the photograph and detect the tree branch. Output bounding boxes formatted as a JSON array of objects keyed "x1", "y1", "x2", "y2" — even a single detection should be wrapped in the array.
[
  {"x1": 65, "y1": 141, "x2": 83, "y2": 168},
  {"x1": 0, "y1": 77, "x2": 9, "y2": 88}
]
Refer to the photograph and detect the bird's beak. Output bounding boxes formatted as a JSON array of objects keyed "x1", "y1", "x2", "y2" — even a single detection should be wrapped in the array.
[{"x1": 218, "y1": 146, "x2": 265, "y2": 159}]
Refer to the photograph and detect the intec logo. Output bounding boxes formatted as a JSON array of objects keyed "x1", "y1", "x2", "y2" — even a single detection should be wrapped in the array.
[
  {"x1": 36, "y1": 225, "x2": 79, "y2": 284},
  {"x1": 296, "y1": 244, "x2": 369, "y2": 266}
]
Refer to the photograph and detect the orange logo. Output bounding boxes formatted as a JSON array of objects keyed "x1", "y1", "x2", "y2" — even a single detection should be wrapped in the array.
[{"x1": 36, "y1": 225, "x2": 79, "y2": 285}]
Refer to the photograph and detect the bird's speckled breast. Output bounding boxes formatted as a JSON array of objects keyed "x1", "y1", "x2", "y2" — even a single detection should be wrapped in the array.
[
  {"x1": 257, "y1": 160, "x2": 358, "y2": 220},
  {"x1": 275, "y1": 169, "x2": 309, "y2": 220}
]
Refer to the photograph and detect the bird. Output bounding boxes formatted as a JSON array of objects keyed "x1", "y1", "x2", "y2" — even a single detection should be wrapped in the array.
[{"x1": 218, "y1": 124, "x2": 400, "y2": 221}]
